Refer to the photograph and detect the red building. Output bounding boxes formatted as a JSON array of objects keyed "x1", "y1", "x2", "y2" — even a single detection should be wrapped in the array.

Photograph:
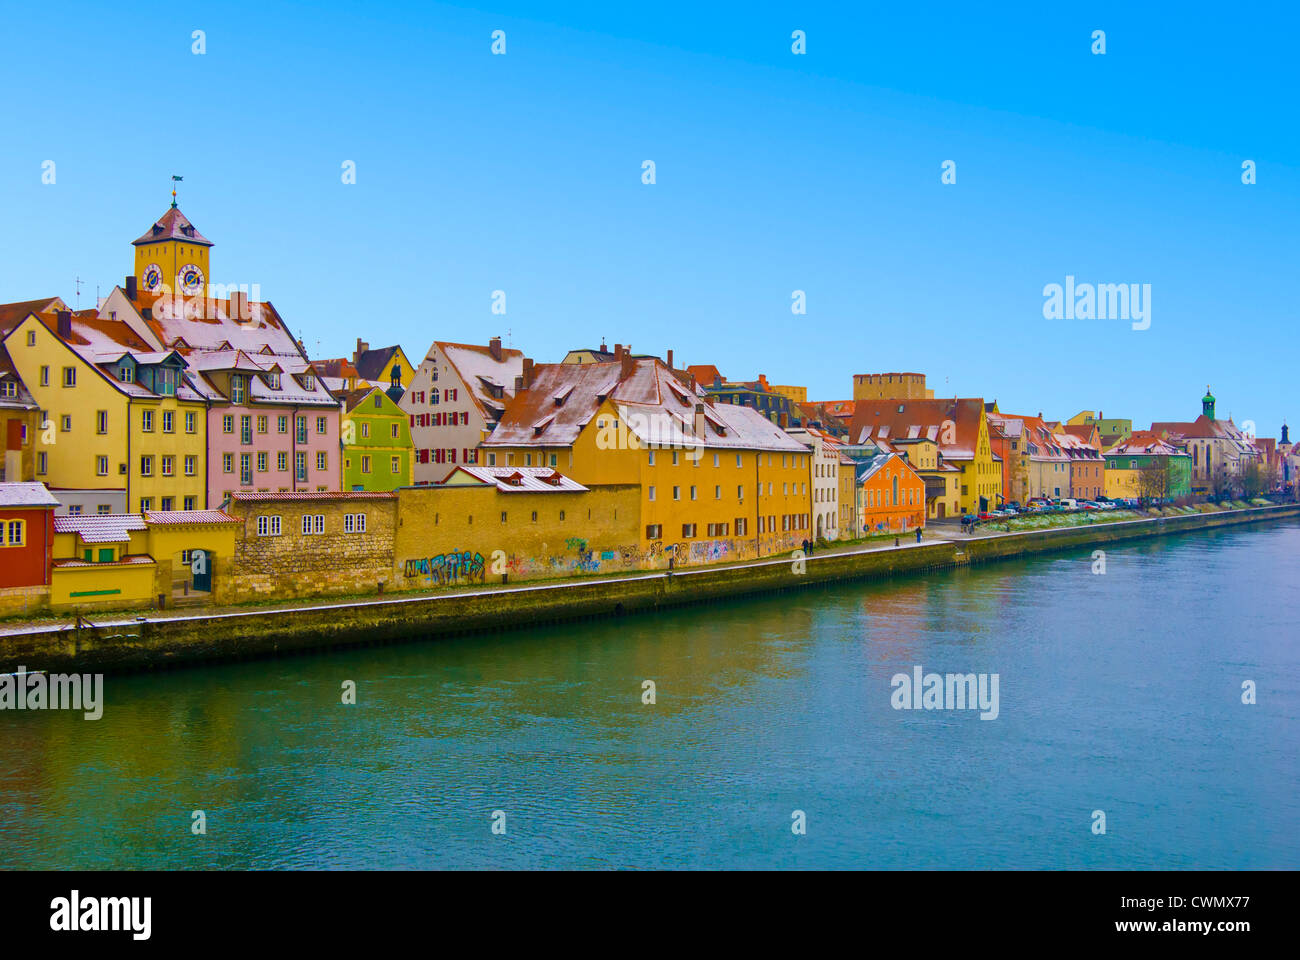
[{"x1": 0, "y1": 482, "x2": 58, "y2": 587}]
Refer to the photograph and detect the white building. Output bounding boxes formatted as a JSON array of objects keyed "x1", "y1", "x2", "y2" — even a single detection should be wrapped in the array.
[{"x1": 403, "y1": 338, "x2": 524, "y2": 485}]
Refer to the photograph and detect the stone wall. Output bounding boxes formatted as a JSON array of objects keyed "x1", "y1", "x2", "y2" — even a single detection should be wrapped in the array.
[{"x1": 225, "y1": 494, "x2": 399, "y2": 602}]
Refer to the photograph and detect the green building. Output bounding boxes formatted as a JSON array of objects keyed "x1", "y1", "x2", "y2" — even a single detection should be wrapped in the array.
[{"x1": 341, "y1": 386, "x2": 413, "y2": 491}]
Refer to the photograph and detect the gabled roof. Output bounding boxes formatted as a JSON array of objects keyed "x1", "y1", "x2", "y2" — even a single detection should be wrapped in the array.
[
  {"x1": 144, "y1": 510, "x2": 241, "y2": 525},
  {"x1": 132, "y1": 206, "x2": 212, "y2": 247},
  {"x1": 355, "y1": 345, "x2": 404, "y2": 382},
  {"x1": 0, "y1": 344, "x2": 37, "y2": 409},
  {"x1": 435, "y1": 341, "x2": 524, "y2": 422},
  {"x1": 686, "y1": 364, "x2": 724, "y2": 387},
  {"x1": 0, "y1": 297, "x2": 65, "y2": 335},
  {"x1": 855, "y1": 452, "x2": 920, "y2": 485},
  {"x1": 849, "y1": 398, "x2": 988, "y2": 460},
  {"x1": 485, "y1": 358, "x2": 808, "y2": 453}
]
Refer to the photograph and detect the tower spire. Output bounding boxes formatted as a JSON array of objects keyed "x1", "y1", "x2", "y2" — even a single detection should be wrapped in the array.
[{"x1": 170, "y1": 174, "x2": 183, "y2": 209}]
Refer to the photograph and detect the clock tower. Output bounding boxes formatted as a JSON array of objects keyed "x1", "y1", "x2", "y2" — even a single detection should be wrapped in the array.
[{"x1": 132, "y1": 197, "x2": 213, "y2": 298}]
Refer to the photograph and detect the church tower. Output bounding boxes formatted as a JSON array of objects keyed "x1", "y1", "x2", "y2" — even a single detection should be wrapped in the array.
[
  {"x1": 132, "y1": 184, "x2": 212, "y2": 297},
  {"x1": 1201, "y1": 385, "x2": 1216, "y2": 420}
]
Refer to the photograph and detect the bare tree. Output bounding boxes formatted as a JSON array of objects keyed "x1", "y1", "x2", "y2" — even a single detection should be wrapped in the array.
[
  {"x1": 1210, "y1": 462, "x2": 1235, "y2": 501},
  {"x1": 1136, "y1": 461, "x2": 1170, "y2": 504}
]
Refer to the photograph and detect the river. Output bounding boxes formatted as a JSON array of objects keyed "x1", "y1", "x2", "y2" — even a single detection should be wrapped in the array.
[{"x1": 2, "y1": 519, "x2": 1297, "y2": 869}]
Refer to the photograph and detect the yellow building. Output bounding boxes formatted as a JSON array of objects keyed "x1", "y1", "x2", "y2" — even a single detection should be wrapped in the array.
[
  {"x1": 481, "y1": 352, "x2": 814, "y2": 565},
  {"x1": 133, "y1": 203, "x2": 213, "y2": 298},
  {"x1": 2, "y1": 310, "x2": 209, "y2": 513},
  {"x1": 852, "y1": 372, "x2": 934, "y2": 402},
  {"x1": 850, "y1": 398, "x2": 999, "y2": 516},
  {"x1": 50, "y1": 509, "x2": 240, "y2": 611},
  {"x1": 770, "y1": 384, "x2": 808, "y2": 404}
]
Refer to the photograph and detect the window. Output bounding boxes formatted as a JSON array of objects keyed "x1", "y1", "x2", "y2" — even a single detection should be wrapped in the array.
[
  {"x1": 713, "y1": 453, "x2": 720, "y2": 467},
  {"x1": 648, "y1": 451, "x2": 656, "y2": 466},
  {"x1": 96, "y1": 455, "x2": 108, "y2": 476},
  {"x1": 361, "y1": 455, "x2": 371, "y2": 474},
  {"x1": 26, "y1": 330, "x2": 35, "y2": 346},
  {"x1": 223, "y1": 414, "x2": 234, "y2": 434},
  {"x1": 391, "y1": 456, "x2": 400, "y2": 474},
  {"x1": 317, "y1": 451, "x2": 328, "y2": 471},
  {"x1": 140, "y1": 455, "x2": 154, "y2": 477},
  {"x1": 163, "y1": 411, "x2": 174, "y2": 433},
  {"x1": 241, "y1": 416, "x2": 252, "y2": 444},
  {"x1": 646, "y1": 524, "x2": 663, "y2": 539},
  {"x1": 531, "y1": 511, "x2": 538, "y2": 522},
  {"x1": 96, "y1": 410, "x2": 108, "y2": 434},
  {"x1": 344, "y1": 513, "x2": 367, "y2": 533},
  {"x1": 278, "y1": 452, "x2": 288, "y2": 471},
  {"x1": 141, "y1": 409, "x2": 154, "y2": 432},
  {"x1": 714, "y1": 485, "x2": 721, "y2": 499},
  {"x1": 257, "y1": 515, "x2": 282, "y2": 536},
  {"x1": 256, "y1": 451, "x2": 267, "y2": 472},
  {"x1": 737, "y1": 485, "x2": 744, "y2": 500},
  {"x1": 672, "y1": 451, "x2": 679, "y2": 466},
  {"x1": 68, "y1": 505, "x2": 82, "y2": 516},
  {"x1": 140, "y1": 498, "x2": 152, "y2": 512},
  {"x1": 690, "y1": 486, "x2": 697, "y2": 500},
  {"x1": 735, "y1": 518, "x2": 748, "y2": 536},
  {"x1": 183, "y1": 496, "x2": 196, "y2": 511},
  {"x1": 0, "y1": 381, "x2": 15, "y2": 399},
  {"x1": 39, "y1": 366, "x2": 49, "y2": 386},
  {"x1": 185, "y1": 411, "x2": 196, "y2": 433},
  {"x1": 302, "y1": 514, "x2": 325, "y2": 534},
  {"x1": 257, "y1": 415, "x2": 268, "y2": 434},
  {"x1": 62, "y1": 367, "x2": 76, "y2": 387},
  {"x1": 681, "y1": 523, "x2": 697, "y2": 538},
  {"x1": 278, "y1": 415, "x2": 288, "y2": 434},
  {"x1": 648, "y1": 486, "x2": 656, "y2": 501},
  {"x1": 673, "y1": 486, "x2": 680, "y2": 500},
  {"x1": 390, "y1": 423, "x2": 399, "y2": 439},
  {"x1": 161, "y1": 455, "x2": 174, "y2": 476},
  {"x1": 361, "y1": 422, "x2": 370, "y2": 439},
  {"x1": 316, "y1": 416, "x2": 327, "y2": 434},
  {"x1": 97, "y1": 504, "x2": 110, "y2": 515},
  {"x1": 295, "y1": 451, "x2": 307, "y2": 481},
  {"x1": 61, "y1": 415, "x2": 71, "y2": 432},
  {"x1": 3, "y1": 519, "x2": 25, "y2": 547},
  {"x1": 231, "y1": 375, "x2": 245, "y2": 404},
  {"x1": 160, "y1": 496, "x2": 173, "y2": 511},
  {"x1": 296, "y1": 417, "x2": 308, "y2": 443},
  {"x1": 185, "y1": 455, "x2": 196, "y2": 476},
  {"x1": 240, "y1": 453, "x2": 252, "y2": 484}
]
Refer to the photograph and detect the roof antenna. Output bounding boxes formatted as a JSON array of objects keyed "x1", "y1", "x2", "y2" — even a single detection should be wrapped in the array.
[{"x1": 74, "y1": 276, "x2": 82, "y2": 309}]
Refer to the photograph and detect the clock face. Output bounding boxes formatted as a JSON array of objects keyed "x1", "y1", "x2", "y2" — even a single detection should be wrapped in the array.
[
  {"x1": 141, "y1": 263, "x2": 164, "y2": 291},
  {"x1": 178, "y1": 263, "x2": 205, "y2": 295}
]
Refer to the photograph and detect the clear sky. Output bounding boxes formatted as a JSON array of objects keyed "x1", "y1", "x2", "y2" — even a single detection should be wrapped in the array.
[{"x1": 2, "y1": 1, "x2": 1295, "y2": 435}]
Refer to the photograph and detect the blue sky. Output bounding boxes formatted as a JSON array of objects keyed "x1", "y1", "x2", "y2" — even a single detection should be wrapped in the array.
[{"x1": 2, "y1": 1, "x2": 1296, "y2": 435}]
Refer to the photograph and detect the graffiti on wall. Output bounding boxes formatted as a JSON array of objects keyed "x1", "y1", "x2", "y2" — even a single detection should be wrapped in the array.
[{"x1": 403, "y1": 550, "x2": 486, "y2": 585}]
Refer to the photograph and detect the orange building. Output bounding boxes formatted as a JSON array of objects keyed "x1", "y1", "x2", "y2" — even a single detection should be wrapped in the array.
[{"x1": 855, "y1": 452, "x2": 926, "y2": 535}]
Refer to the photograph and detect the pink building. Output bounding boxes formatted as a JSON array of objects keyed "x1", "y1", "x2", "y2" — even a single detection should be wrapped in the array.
[{"x1": 98, "y1": 284, "x2": 342, "y2": 503}]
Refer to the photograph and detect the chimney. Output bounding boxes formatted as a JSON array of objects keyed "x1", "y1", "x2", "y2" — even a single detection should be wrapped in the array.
[
  {"x1": 514, "y1": 375, "x2": 525, "y2": 392},
  {"x1": 230, "y1": 290, "x2": 247, "y2": 320},
  {"x1": 522, "y1": 358, "x2": 535, "y2": 388},
  {"x1": 666, "y1": 349, "x2": 674, "y2": 369},
  {"x1": 613, "y1": 343, "x2": 623, "y2": 358},
  {"x1": 354, "y1": 338, "x2": 369, "y2": 364},
  {"x1": 56, "y1": 310, "x2": 72, "y2": 339},
  {"x1": 779, "y1": 412, "x2": 789, "y2": 429},
  {"x1": 125, "y1": 276, "x2": 137, "y2": 301},
  {"x1": 489, "y1": 336, "x2": 502, "y2": 362},
  {"x1": 620, "y1": 349, "x2": 634, "y2": 379}
]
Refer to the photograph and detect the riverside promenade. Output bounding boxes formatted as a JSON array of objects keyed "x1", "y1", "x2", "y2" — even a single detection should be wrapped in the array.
[{"x1": 2, "y1": 503, "x2": 1295, "y2": 674}]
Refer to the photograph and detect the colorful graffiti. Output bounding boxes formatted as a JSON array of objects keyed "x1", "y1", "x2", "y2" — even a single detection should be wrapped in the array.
[{"x1": 403, "y1": 550, "x2": 486, "y2": 585}]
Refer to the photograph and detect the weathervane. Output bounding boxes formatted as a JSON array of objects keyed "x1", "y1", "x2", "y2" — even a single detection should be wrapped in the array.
[{"x1": 171, "y1": 174, "x2": 183, "y2": 208}]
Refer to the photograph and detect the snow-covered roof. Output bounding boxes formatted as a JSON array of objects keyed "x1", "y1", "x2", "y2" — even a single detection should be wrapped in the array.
[
  {"x1": 0, "y1": 482, "x2": 60, "y2": 507},
  {"x1": 53, "y1": 513, "x2": 148, "y2": 543},
  {"x1": 442, "y1": 465, "x2": 590, "y2": 493}
]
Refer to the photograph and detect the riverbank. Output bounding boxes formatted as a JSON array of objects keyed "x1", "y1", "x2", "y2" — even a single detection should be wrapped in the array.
[{"x1": 3, "y1": 502, "x2": 1296, "y2": 674}]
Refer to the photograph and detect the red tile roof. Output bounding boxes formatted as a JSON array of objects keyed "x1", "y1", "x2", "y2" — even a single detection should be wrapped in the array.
[
  {"x1": 849, "y1": 397, "x2": 989, "y2": 460},
  {"x1": 143, "y1": 510, "x2": 241, "y2": 525},
  {"x1": 227, "y1": 491, "x2": 396, "y2": 502}
]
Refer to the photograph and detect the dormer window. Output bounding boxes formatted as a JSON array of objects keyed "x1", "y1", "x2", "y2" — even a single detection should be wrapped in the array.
[
  {"x1": 231, "y1": 374, "x2": 245, "y2": 404},
  {"x1": 266, "y1": 372, "x2": 280, "y2": 390},
  {"x1": 301, "y1": 374, "x2": 315, "y2": 390},
  {"x1": 119, "y1": 364, "x2": 134, "y2": 384},
  {"x1": 159, "y1": 366, "x2": 178, "y2": 396}
]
